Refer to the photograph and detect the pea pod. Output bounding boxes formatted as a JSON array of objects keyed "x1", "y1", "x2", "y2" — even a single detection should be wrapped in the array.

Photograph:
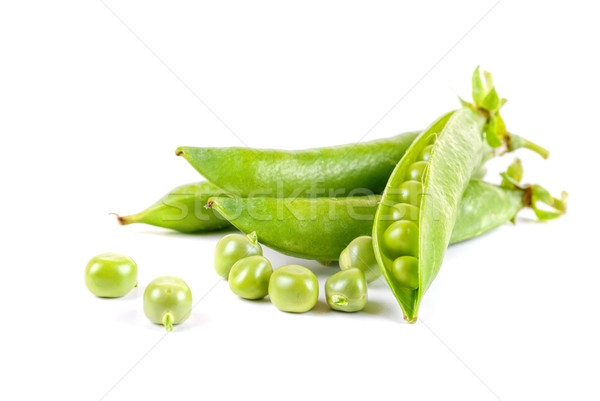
[
  {"x1": 372, "y1": 68, "x2": 550, "y2": 322},
  {"x1": 207, "y1": 178, "x2": 564, "y2": 261},
  {"x1": 176, "y1": 132, "x2": 420, "y2": 197},
  {"x1": 114, "y1": 181, "x2": 231, "y2": 233}
]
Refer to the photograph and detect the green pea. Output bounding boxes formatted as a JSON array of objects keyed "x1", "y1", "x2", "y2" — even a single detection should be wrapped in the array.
[
  {"x1": 406, "y1": 161, "x2": 428, "y2": 182},
  {"x1": 391, "y1": 256, "x2": 419, "y2": 289},
  {"x1": 85, "y1": 252, "x2": 137, "y2": 298},
  {"x1": 229, "y1": 256, "x2": 273, "y2": 300},
  {"x1": 144, "y1": 276, "x2": 193, "y2": 331},
  {"x1": 214, "y1": 232, "x2": 262, "y2": 279},
  {"x1": 389, "y1": 203, "x2": 420, "y2": 225},
  {"x1": 268, "y1": 265, "x2": 318, "y2": 313},
  {"x1": 398, "y1": 180, "x2": 423, "y2": 207},
  {"x1": 382, "y1": 220, "x2": 419, "y2": 259},
  {"x1": 419, "y1": 144, "x2": 434, "y2": 162},
  {"x1": 325, "y1": 268, "x2": 367, "y2": 312},
  {"x1": 339, "y1": 236, "x2": 381, "y2": 283}
]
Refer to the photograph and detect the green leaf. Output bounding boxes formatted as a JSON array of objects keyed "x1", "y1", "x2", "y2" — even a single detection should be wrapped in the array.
[
  {"x1": 495, "y1": 113, "x2": 507, "y2": 136},
  {"x1": 472, "y1": 66, "x2": 485, "y2": 107},
  {"x1": 458, "y1": 96, "x2": 473, "y2": 109},
  {"x1": 499, "y1": 172, "x2": 521, "y2": 188},
  {"x1": 498, "y1": 97, "x2": 508, "y2": 110},
  {"x1": 502, "y1": 158, "x2": 523, "y2": 187},
  {"x1": 481, "y1": 87, "x2": 500, "y2": 112},
  {"x1": 533, "y1": 208, "x2": 563, "y2": 220},
  {"x1": 485, "y1": 116, "x2": 503, "y2": 148},
  {"x1": 483, "y1": 70, "x2": 495, "y2": 93}
]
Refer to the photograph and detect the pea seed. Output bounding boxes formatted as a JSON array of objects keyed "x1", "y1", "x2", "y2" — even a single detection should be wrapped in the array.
[
  {"x1": 389, "y1": 203, "x2": 420, "y2": 225},
  {"x1": 214, "y1": 232, "x2": 262, "y2": 279},
  {"x1": 229, "y1": 256, "x2": 273, "y2": 300},
  {"x1": 398, "y1": 180, "x2": 423, "y2": 207},
  {"x1": 391, "y1": 256, "x2": 419, "y2": 289},
  {"x1": 406, "y1": 161, "x2": 428, "y2": 182},
  {"x1": 419, "y1": 145, "x2": 434, "y2": 162},
  {"x1": 382, "y1": 220, "x2": 419, "y2": 259},
  {"x1": 143, "y1": 276, "x2": 193, "y2": 331},
  {"x1": 339, "y1": 236, "x2": 381, "y2": 283},
  {"x1": 85, "y1": 252, "x2": 137, "y2": 298},
  {"x1": 325, "y1": 268, "x2": 367, "y2": 312},
  {"x1": 268, "y1": 265, "x2": 318, "y2": 313}
]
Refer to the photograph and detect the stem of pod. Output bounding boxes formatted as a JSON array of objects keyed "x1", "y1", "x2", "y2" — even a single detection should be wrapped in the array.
[
  {"x1": 461, "y1": 66, "x2": 549, "y2": 159},
  {"x1": 246, "y1": 231, "x2": 258, "y2": 244},
  {"x1": 162, "y1": 312, "x2": 174, "y2": 332},
  {"x1": 110, "y1": 212, "x2": 133, "y2": 226},
  {"x1": 501, "y1": 172, "x2": 567, "y2": 220}
]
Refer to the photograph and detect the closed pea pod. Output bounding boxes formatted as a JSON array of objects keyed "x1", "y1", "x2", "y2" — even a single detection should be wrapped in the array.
[
  {"x1": 114, "y1": 181, "x2": 231, "y2": 233},
  {"x1": 208, "y1": 174, "x2": 564, "y2": 262},
  {"x1": 176, "y1": 132, "x2": 419, "y2": 197},
  {"x1": 143, "y1": 276, "x2": 193, "y2": 331}
]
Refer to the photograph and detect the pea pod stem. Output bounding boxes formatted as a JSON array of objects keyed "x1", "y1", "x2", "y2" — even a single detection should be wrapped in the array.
[
  {"x1": 502, "y1": 172, "x2": 567, "y2": 220},
  {"x1": 507, "y1": 134, "x2": 550, "y2": 159}
]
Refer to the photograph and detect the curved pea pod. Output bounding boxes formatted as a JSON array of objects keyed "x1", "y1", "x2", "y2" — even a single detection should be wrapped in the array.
[
  {"x1": 373, "y1": 107, "x2": 489, "y2": 323},
  {"x1": 207, "y1": 196, "x2": 377, "y2": 260},
  {"x1": 114, "y1": 182, "x2": 231, "y2": 233},
  {"x1": 176, "y1": 131, "x2": 419, "y2": 197},
  {"x1": 207, "y1": 177, "x2": 564, "y2": 261}
]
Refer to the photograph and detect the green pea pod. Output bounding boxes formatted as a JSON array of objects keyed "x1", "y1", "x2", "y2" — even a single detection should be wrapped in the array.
[
  {"x1": 372, "y1": 105, "x2": 503, "y2": 323},
  {"x1": 114, "y1": 181, "x2": 231, "y2": 233},
  {"x1": 175, "y1": 131, "x2": 420, "y2": 197},
  {"x1": 207, "y1": 178, "x2": 564, "y2": 261},
  {"x1": 372, "y1": 67, "x2": 554, "y2": 323}
]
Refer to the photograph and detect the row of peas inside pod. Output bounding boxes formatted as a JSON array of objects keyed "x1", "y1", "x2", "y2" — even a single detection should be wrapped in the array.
[
  {"x1": 376, "y1": 135, "x2": 438, "y2": 291},
  {"x1": 85, "y1": 252, "x2": 193, "y2": 331},
  {"x1": 215, "y1": 232, "x2": 369, "y2": 313}
]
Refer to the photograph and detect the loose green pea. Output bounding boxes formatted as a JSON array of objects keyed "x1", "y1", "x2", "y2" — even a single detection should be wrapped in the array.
[
  {"x1": 382, "y1": 220, "x2": 419, "y2": 259},
  {"x1": 143, "y1": 276, "x2": 192, "y2": 331},
  {"x1": 389, "y1": 203, "x2": 420, "y2": 225},
  {"x1": 419, "y1": 144, "x2": 434, "y2": 162},
  {"x1": 325, "y1": 268, "x2": 367, "y2": 312},
  {"x1": 268, "y1": 265, "x2": 318, "y2": 313},
  {"x1": 214, "y1": 232, "x2": 262, "y2": 279},
  {"x1": 85, "y1": 252, "x2": 138, "y2": 298},
  {"x1": 229, "y1": 256, "x2": 273, "y2": 300},
  {"x1": 339, "y1": 236, "x2": 381, "y2": 283},
  {"x1": 391, "y1": 256, "x2": 419, "y2": 289},
  {"x1": 406, "y1": 161, "x2": 428, "y2": 182},
  {"x1": 398, "y1": 180, "x2": 423, "y2": 207}
]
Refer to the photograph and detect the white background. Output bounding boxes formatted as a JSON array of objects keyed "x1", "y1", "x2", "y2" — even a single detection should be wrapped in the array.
[{"x1": 1, "y1": 1, "x2": 598, "y2": 400}]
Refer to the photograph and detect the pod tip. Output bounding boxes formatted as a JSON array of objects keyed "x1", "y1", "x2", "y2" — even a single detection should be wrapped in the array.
[
  {"x1": 109, "y1": 212, "x2": 127, "y2": 225},
  {"x1": 404, "y1": 315, "x2": 418, "y2": 324}
]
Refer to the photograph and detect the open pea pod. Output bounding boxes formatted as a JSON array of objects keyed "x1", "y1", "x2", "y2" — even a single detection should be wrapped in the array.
[
  {"x1": 372, "y1": 107, "x2": 488, "y2": 323},
  {"x1": 372, "y1": 68, "x2": 552, "y2": 323}
]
